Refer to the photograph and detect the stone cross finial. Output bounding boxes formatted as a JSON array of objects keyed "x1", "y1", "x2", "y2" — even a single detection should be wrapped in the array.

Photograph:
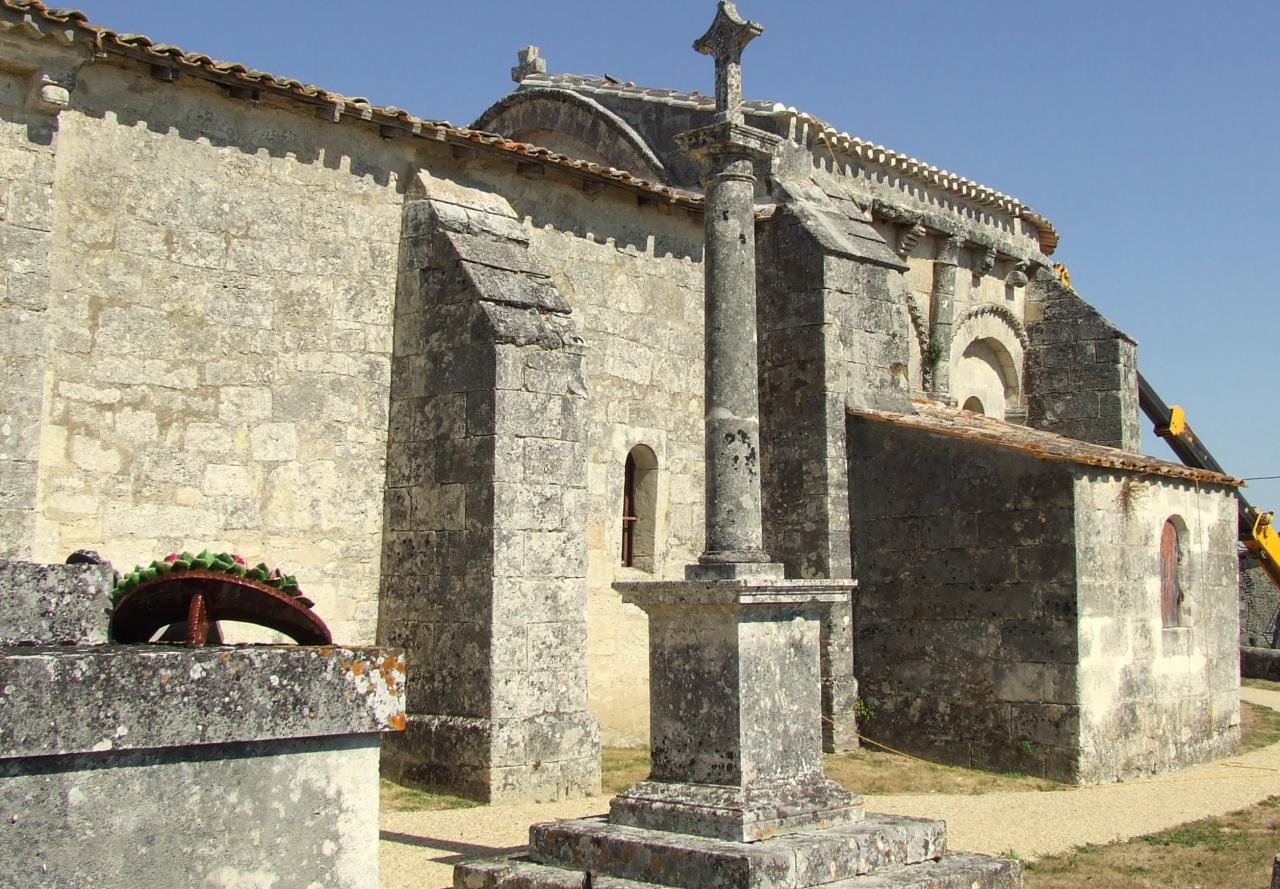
[
  {"x1": 692, "y1": 1, "x2": 763, "y2": 124},
  {"x1": 511, "y1": 45, "x2": 547, "y2": 83}
]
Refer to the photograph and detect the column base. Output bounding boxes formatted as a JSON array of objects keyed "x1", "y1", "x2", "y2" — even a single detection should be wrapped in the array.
[
  {"x1": 685, "y1": 560, "x2": 786, "y2": 581},
  {"x1": 609, "y1": 775, "x2": 862, "y2": 842},
  {"x1": 456, "y1": 813, "x2": 1024, "y2": 889}
]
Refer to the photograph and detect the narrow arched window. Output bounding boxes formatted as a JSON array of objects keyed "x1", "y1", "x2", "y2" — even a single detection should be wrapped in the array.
[
  {"x1": 621, "y1": 453, "x2": 638, "y2": 567},
  {"x1": 620, "y1": 445, "x2": 658, "y2": 571},
  {"x1": 1160, "y1": 518, "x2": 1183, "y2": 627}
]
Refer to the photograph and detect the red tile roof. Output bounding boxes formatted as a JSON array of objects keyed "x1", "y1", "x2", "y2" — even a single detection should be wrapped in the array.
[
  {"x1": 0, "y1": 1, "x2": 704, "y2": 212},
  {"x1": 852, "y1": 400, "x2": 1241, "y2": 488}
]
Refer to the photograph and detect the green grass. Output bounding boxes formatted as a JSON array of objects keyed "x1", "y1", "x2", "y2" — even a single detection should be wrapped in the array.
[
  {"x1": 379, "y1": 779, "x2": 479, "y2": 812},
  {"x1": 1239, "y1": 699, "x2": 1280, "y2": 753},
  {"x1": 1243, "y1": 676, "x2": 1280, "y2": 693},
  {"x1": 1027, "y1": 797, "x2": 1280, "y2": 888}
]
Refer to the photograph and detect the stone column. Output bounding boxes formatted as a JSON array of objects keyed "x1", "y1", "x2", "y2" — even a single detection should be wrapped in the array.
[
  {"x1": 681, "y1": 129, "x2": 780, "y2": 574},
  {"x1": 927, "y1": 235, "x2": 964, "y2": 402},
  {"x1": 673, "y1": 2, "x2": 782, "y2": 579}
]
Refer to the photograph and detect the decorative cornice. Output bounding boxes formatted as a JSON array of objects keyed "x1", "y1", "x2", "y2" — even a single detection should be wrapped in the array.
[{"x1": 515, "y1": 70, "x2": 1061, "y2": 256}]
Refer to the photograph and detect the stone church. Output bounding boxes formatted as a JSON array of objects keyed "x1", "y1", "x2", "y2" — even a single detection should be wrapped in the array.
[{"x1": 0, "y1": 1, "x2": 1240, "y2": 801}]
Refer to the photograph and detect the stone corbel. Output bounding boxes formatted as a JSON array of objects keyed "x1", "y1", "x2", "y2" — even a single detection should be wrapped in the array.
[
  {"x1": 971, "y1": 242, "x2": 996, "y2": 283},
  {"x1": 896, "y1": 221, "x2": 927, "y2": 259},
  {"x1": 869, "y1": 199, "x2": 929, "y2": 259},
  {"x1": 26, "y1": 70, "x2": 72, "y2": 113},
  {"x1": 1005, "y1": 260, "x2": 1030, "y2": 289}
]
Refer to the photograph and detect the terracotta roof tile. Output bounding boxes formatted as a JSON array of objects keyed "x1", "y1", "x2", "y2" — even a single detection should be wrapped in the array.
[
  {"x1": 0, "y1": 1, "x2": 704, "y2": 212},
  {"x1": 851, "y1": 400, "x2": 1241, "y2": 488}
]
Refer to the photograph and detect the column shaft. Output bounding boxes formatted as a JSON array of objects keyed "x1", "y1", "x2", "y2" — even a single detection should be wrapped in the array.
[{"x1": 701, "y1": 155, "x2": 768, "y2": 563}]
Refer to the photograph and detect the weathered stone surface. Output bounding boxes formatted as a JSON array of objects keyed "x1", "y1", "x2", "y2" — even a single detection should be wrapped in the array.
[
  {"x1": 2, "y1": 736, "x2": 381, "y2": 889},
  {"x1": 0, "y1": 644, "x2": 405, "y2": 758},
  {"x1": 530, "y1": 813, "x2": 946, "y2": 889},
  {"x1": 675, "y1": 117, "x2": 779, "y2": 570},
  {"x1": 1025, "y1": 269, "x2": 1139, "y2": 451},
  {"x1": 849, "y1": 408, "x2": 1240, "y2": 784},
  {"x1": 0, "y1": 559, "x2": 112, "y2": 644},
  {"x1": 1239, "y1": 551, "x2": 1278, "y2": 648},
  {"x1": 379, "y1": 178, "x2": 600, "y2": 802},
  {"x1": 611, "y1": 580, "x2": 858, "y2": 841},
  {"x1": 457, "y1": 844, "x2": 1021, "y2": 889},
  {"x1": 1243, "y1": 646, "x2": 1280, "y2": 681}
]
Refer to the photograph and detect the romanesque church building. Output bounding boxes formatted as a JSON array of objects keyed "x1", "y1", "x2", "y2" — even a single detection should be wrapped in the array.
[{"x1": 0, "y1": 2, "x2": 1241, "y2": 801}]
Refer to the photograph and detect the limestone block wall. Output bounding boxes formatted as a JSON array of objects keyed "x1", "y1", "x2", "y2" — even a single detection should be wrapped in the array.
[
  {"x1": 29, "y1": 59, "x2": 412, "y2": 643},
  {"x1": 0, "y1": 59, "x2": 63, "y2": 559},
  {"x1": 757, "y1": 182, "x2": 911, "y2": 751},
  {"x1": 514, "y1": 178, "x2": 706, "y2": 747},
  {"x1": 848, "y1": 416, "x2": 1085, "y2": 780},
  {"x1": 1025, "y1": 269, "x2": 1140, "y2": 451},
  {"x1": 1072, "y1": 473, "x2": 1239, "y2": 783}
]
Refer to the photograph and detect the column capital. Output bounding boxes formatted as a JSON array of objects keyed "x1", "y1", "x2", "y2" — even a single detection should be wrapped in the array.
[{"x1": 935, "y1": 234, "x2": 966, "y2": 265}]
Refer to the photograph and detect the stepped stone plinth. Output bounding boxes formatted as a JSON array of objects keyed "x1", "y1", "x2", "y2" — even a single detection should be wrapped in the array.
[{"x1": 608, "y1": 581, "x2": 862, "y2": 843}]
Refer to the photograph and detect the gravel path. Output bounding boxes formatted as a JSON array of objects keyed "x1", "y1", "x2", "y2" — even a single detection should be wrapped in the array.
[{"x1": 380, "y1": 686, "x2": 1280, "y2": 889}]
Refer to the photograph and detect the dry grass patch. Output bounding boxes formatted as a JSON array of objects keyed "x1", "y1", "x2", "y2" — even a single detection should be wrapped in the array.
[
  {"x1": 602, "y1": 745, "x2": 1064, "y2": 797},
  {"x1": 1241, "y1": 699, "x2": 1280, "y2": 753},
  {"x1": 822, "y1": 745, "x2": 1065, "y2": 795},
  {"x1": 379, "y1": 779, "x2": 478, "y2": 812},
  {"x1": 602, "y1": 746, "x2": 652, "y2": 795},
  {"x1": 1244, "y1": 676, "x2": 1280, "y2": 693},
  {"x1": 1025, "y1": 796, "x2": 1280, "y2": 888}
]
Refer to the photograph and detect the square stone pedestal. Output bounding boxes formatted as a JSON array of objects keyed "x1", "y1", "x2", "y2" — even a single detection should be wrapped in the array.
[{"x1": 455, "y1": 578, "x2": 1023, "y2": 888}]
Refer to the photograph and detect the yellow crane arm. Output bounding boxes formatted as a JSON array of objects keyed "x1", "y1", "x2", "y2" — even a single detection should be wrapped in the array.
[{"x1": 1244, "y1": 509, "x2": 1280, "y2": 591}]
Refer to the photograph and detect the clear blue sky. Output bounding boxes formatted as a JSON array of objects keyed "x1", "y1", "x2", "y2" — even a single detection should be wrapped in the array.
[{"x1": 70, "y1": 1, "x2": 1280, "y2": 509}]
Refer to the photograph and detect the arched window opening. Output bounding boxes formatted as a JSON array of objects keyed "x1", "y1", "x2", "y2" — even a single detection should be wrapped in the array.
[
  {"x1": 1160, "y1": 518, "x2": 1185, "y2": 628},
  {"x1": 962, "y1": 396, "x2": 985, "y2": 415},
  {"x1": 620, "y1": 444, "x2": 658, "y2": 571}
]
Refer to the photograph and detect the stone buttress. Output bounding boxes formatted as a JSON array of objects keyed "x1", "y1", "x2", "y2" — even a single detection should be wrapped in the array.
[{"x1": 378, "y1": 172, "x2": 601, "y2": 802}]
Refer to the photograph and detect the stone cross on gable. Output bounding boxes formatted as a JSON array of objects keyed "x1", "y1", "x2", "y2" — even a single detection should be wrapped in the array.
[{"x1": 693, "y1": 1, "x2": 763, "y2": 124}]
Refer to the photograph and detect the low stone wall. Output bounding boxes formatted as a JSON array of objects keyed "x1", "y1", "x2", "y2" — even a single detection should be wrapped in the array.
[
  {"x1": 0, "y1": 558, "x2": 406, "y2": 889},
  {"x1": 1243, "y1": 646, "x2": 1280, "y2": 682},
  {"x1": 1, "y1": 644, "x2": 405, "y2": 889}
]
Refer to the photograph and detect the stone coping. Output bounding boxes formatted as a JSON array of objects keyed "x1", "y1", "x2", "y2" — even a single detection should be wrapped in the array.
[
  {"x1": 613, "y1": 578, "x2": 855, "y2": 608},
  {"x1": 0, "y1": 644, "x2": 405, "y2": 760},
  {"x1": 0, "y1": 560, "x2": 113, "y2": 645}
]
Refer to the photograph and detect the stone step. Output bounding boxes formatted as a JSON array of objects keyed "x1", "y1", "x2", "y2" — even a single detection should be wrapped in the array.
[
  {"x1": 825, "y1": 853, "x2": 1023, "y2": 888},
  {"x1": 456, "y1": 855, "x2": 656, "y2": 889},
  {"x1": 526, "y1": 812, "x2": 947, "y2": 889},
  {"x1": 454, "y1": 851, "x2": 1022, "y2": 889}
]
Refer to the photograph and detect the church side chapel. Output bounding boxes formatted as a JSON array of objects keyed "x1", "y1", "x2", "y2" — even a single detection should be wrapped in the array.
[{"x1": 0, "y1": 0, "x2": 1240, "y2": 814}]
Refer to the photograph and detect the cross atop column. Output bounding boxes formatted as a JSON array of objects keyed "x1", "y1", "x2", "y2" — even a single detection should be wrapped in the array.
[{"x1": 693, "y1": 1, "x2": 763, "y2": 124}]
